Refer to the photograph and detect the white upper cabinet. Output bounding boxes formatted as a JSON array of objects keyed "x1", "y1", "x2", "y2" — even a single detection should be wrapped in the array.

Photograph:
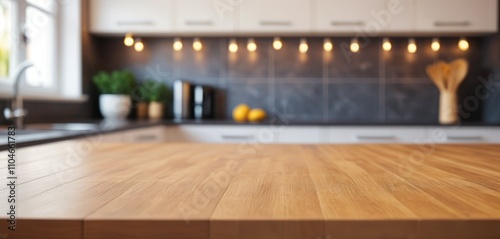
[
  {"x1": 316, "y1": 0, "x2": 385, "y2": 33},
  {"x1": 316, "y1": 0, "x2": 415, "y2": 33},
  {"x1": 384, "y1": 0, "x2": 415, "y2": 32},
  {"x1": 238, "y1": 0, "x2": 311, "y2": 32},
  {"x1": 89, "y1": 0, "x2": 174, "y2": 34},
  {"x1": 175, "y1": 0, "x2": 236, "y2": 33},
  {"x1": 415, "y1": 0, "x2": 498, "y2": 33},
  {"x1": 88, "y1": 0, "x2": 498, "y2": 34}
]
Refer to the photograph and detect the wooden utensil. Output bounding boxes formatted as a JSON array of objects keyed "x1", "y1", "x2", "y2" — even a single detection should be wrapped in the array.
[
  {"x1": 449, "y1": 59, "x2": 469, "y2": 92},
  {"x1": 425, "y1": 58, "x2": 468, "y2": 125},
  {"x1": 425, "y1": 63, "x2": 445, "y2": 91}
]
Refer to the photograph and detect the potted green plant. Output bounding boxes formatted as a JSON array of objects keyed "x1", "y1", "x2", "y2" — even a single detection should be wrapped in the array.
[
  {"x1": 140, "y1": 80, "x2": 170, "y2": 120},
  {"x1": 134, "y1": 83, "x2": 149, "y2": 120},
  {"x1": 93, "y1": 70, "x2": 136, "y2": 120}
]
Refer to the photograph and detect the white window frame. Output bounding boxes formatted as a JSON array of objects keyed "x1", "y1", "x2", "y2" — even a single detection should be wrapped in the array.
[
  {"x1": 0, "y1": 0, "x2": 19, "y2": 84},
  {"x1": 0, "y1": 0, "x2": 84, "y2": 101}
]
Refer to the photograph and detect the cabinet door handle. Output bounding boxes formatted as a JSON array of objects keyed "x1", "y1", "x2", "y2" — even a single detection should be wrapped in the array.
[
  {"x1": 331, "y1": 21, "x2": 366, "y2": 26},
  {"x1": 185, "y1": 20, "x2": 214, "y2": 26},
  {"x1": 221, "y1": 135, "x2": 254, "y2": 140},
  {"x1": 259, "y1": 21, "x2": 292, "y2": 26},
  {"x1": 116, "y1": 20, "x2": 154, "y2": 26},
  {"x1": 446, "y1": 135, "x2": 483, "y2": 141},
  {"x1": 434, "y1": 21, "x2": 470, "y2": 27},
  {"x1": 356, "y1": 135, "x2": 396, "y2": 141},
  {"x1": 134, "y1": 135, "x2": 158, "y2": 141}
]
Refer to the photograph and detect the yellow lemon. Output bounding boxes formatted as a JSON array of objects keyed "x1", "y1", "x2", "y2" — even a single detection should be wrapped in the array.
[
  {"x1": 248, "y1": 108, "x2": 267, "y2": 122},
  {"x1": 232, "y1": 104, "x2": 251, "y2": 122}
]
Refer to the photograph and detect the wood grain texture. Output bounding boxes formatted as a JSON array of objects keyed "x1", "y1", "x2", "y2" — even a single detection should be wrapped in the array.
[{"x1": 0, "y1": 142, "x2": 499, "y2": 239}]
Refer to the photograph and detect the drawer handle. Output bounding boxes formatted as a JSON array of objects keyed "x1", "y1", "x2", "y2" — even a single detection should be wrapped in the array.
[
  {"x1": 434, "y1": 21, "x2": 470, "y2": 27},
  {"x1": 134, "y1": 135, "x2": 158, "y2": 141},
  {"x1": 356, "y1": 135, "x2": 395, "y2": 141},
  {"x1": 116, "y1": 20, "x2": 154, "y2": 26},
  {"x1": 185, "y1": 20, "x2": 214, "y2": 26},
  {"x1": 221, "y1": 135, "x2": 254, "y2": 140},
  {"x1": 331, "y1": 21, "x2": 366, "y2": 26},
  {"x1": 446, "y1": 135, "x2": 483, "y2": 141},
  {"x1": 259, "y1": 21, "x2": 292, "y2": 26}
]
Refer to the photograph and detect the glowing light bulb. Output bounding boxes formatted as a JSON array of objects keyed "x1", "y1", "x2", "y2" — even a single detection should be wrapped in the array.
[
  {"x1": 173, "y1": 38, "x2": 183, "y2": 51},
  {"x1": 124, "y1": 33, "x2": 134, "y2": 46},
  {"x1": 247, "y1": 38, "x2": 257, "y2": 52},
  {"x1": 273, "y1": 37, "x2": 282, "y2": 50},
  {"x1": 408, "y1": 38, "x2": 417, "y2": 53},
  {"x1": 350, "y1": 38, "x2": 360, "y2": 53},
  {"x1": 382, "y1": 38, "x2": 392, "y2": 52},
  {"x1": 458, "y1": 38, "x2": 469, "y2": 51},
  {"x1": 431, "y1": 38, "x2": 440, "y2": 52},
  {"x1": 228, "y1": 38, "x2": 238, "y2": 53},
  {"x1": 299, "y1": 38, "x2": 308, "y2": 53},
  {"x1": 134, "y1": 38, "x2": 144, "y2": 52},
  {"x1": 193, "y1": 38, "x2": 203, "y2": 51},
  {"x1": 323, "y1": 38, "x2": 333, "y2": 52}
]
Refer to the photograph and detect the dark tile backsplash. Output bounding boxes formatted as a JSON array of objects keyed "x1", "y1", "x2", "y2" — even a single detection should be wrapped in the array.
[
  {"x1": 92, "y1": 36, "x2": 500, "y2": 124},
  {"x1": 328, "y1": 83, "x2": 380, "y2": 123}
]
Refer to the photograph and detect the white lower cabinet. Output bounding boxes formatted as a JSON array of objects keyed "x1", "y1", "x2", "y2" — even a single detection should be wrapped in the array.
[
  {"x1": 165, "y1": 125, "x2": 270, "y2": 143},
  {"x1": 164, "y1": 125, "x2": 323, "y2": 144},
  {"x1": 98, "y1": 125, "x2": 500, "y2": 144},
  {"x1": 100, "y1": 126, "x2": 166, "y2": 143},
  {"x1": 427, "y1": 127, "x2": 500, "y2": 144},
  {"x1": 275, "y1": 126, "x2": 324, "y2": 144},
  {"x1": 327, "y1": 127, "x2": 428, "y2": 144}
]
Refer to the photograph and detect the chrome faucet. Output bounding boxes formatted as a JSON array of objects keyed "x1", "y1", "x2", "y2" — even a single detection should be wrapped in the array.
[{"x1": 3, "y1": 61, "x2": 35, "y2": 129}]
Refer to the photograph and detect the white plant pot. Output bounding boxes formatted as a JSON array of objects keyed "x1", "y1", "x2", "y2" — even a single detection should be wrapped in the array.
[{"x1": 99, "y1": 94, "x2": 131, "y2": 120}]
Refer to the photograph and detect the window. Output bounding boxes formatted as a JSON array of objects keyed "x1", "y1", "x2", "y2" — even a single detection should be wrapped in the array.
[
  {"x1": 0, "y1": 0, "x2": 82, "y2": 100},
  {"x1": 0, "y1": 0, "x2": 14, "y2": 81},
  {"x1": 25, "y1": 0, "x2": 57, "y2": 88},
  {"x1": 0, "y1": 0, "x2": 58, "y2": 92}
]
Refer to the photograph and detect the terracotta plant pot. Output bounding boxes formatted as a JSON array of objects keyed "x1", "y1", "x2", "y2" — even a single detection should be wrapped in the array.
[
  {"x1": 148, "y1": 101, "x2": 164, "y2": 120},
  {"x1": 136, "y1": 102, "x2": 149, "y2": 120}
]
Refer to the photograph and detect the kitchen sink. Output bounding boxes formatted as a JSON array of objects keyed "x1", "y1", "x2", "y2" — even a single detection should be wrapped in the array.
[
  {"x1": 25, "y1": 123, "x2": 100, "y2": 131},
  {"x1": 0, "y1": 123, "x2": 100, "y2": 137},
  {"x1": 0, "y1": 129, "x2": 61, "y2": 135}
]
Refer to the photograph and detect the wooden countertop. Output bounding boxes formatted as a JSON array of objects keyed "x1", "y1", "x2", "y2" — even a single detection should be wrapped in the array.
[{"x1": 1, "y1": 141, "x2": 499, "y2": 239}]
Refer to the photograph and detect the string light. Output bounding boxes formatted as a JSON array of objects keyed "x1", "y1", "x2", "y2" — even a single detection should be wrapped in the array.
[
  {"x1": 134, "y1": 38, "x2": 144, "y2": 52},
  {"x1": 350, "y1": 38, "x2": 360, "y2": 53},
  {"x1": 323, "y1": 38, "x2": 333, "y2": 52},
  {"x1": 431, "y1": 38, "x2": 440, "y2": 52},
  {"x1": 458, "y1": 37, "x2": 469, "y2": 51},
  {"x1": 124, "y1": 33, "x2": 134, "y2": 46},
  {"x1": 382, "y1": 38, "x2": 392, "y2": 52},
  {"x1": 228, "y1": 38, "x2": 238, "y2": 53},
  {"x1": 273, "y1": 37, "x2": 282, "y2": 50},
  {"x1": 407, "y1": 38, "x2": 417, "y2": 53},
  {"x1": 247, "y1": 38, "x2": 257, "y2": 52},
  {"x1": 193, "y1": 38, "x2": 203, "y2": 51},
  {"x1": 173, "y1": 38, "x2": 183, "y2": 51},
  {"x1": 299, "y1": 38, "x2": 308, "y2": 53}
]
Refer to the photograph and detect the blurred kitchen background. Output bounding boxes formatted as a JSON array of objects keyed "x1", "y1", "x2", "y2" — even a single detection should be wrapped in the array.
[{"x1": 0, "y1": 0, "x2": 499, "y2": 125}]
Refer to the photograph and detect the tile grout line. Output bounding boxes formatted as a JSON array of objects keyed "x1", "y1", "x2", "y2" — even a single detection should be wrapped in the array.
[
  {"x1": 219, "y1": 39, "x2": 227, "y2": 88},
  {"x1": 269, "y1": 40, "x2": 275, "y2": 112},
  {"x1": 379, "y1": 39, "x2": 386, "y2": 123},
  {"x1": 323, "y1": 50, "x2": 329, "y2": 123}
]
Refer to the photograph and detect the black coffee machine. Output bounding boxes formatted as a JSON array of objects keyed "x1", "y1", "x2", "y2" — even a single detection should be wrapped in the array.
[{"x1": 173, "y1": 80, "x2": 216, "y2": 120}]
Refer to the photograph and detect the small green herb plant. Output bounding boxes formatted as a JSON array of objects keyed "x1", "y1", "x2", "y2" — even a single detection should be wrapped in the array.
[
  {"x1": 93, "y1": 70, "x2": 136, "y2": 95},
  {"x1": 138, "y1": 80, "x2": 171, "y2": 103}
]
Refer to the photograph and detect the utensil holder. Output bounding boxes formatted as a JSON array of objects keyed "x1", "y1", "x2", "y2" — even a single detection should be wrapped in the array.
[{"x1": 439, "y1": 90, "x2": 458, "y2": 124}]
